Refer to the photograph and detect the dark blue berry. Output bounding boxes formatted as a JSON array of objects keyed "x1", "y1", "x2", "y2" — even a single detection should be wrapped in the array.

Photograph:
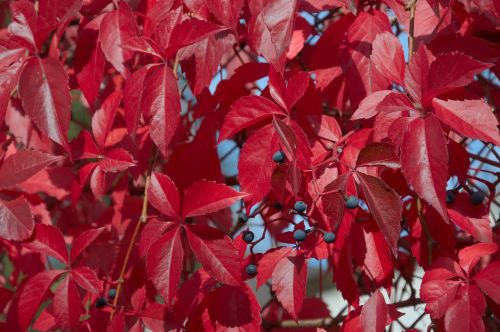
[
  {"x1": 294, "y1": 229, "x2": 307, "y2": 242},
  {"x1": 274, "y1": 202, "x2": 283, "y2": 210},
  {"x1": 239, "y1": 214, "x2": 249, "y2": 223},
  {"x1": 470, "y1": 191, "x2": 485, "y2": 205},
  {"x1": 95, "y1": 297, "x2": 107, "y2": 308},
  {"x1": 324, "y1": 232, "x2": 336, "y2": 243},
  {"x1": 108, "y1": 288, "x2": 117, "y2": 299},
  {"x1": 245, "y1": 263, "x2": 257, "y2": 276},
  {"x1": 446, "y1": 190, "x2": 455, "y2": 204},
  {"x1": 272, "y1": 150, "x2": 286, "y2": 163},
  {"x1": 345, "y1": 196, "x2": 359, "y2": 209},
  {"x1": 294, "y1": 201, "x2": 307, "y2": 213},
  {"x1": 243, "y1": 230, "x2": 254, "y2": 243}
]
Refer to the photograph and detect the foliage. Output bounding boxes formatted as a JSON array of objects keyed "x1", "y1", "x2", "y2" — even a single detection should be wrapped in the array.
[{"x1": 0, "y1": 0, "x2": 499, "y2": 331}]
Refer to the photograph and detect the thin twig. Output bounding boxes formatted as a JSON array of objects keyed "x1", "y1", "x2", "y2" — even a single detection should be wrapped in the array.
[
  {"x1": 407, "y1": 0, "x2": 418, "y2": 61},
  {"x1": 110, "y1": 176, "x2": 151, "y2": 319},
  {"x1": 110, "y1": 146, "x2": 159, "y2": 319},
  {"x1": 469, "y1": 153, "x2": 500, "y2": 167}
]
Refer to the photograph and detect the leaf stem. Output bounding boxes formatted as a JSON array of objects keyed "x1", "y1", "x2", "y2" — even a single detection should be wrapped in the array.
[
  {"x1": 110, "y1": 176, "x2": 151, "y2": 319},
  {"x1": 110, "y1": 147, "x2": 158, "y2": 319},
  {"x1": 407, "y1": 0, "x2": 418, "y2": 61}
]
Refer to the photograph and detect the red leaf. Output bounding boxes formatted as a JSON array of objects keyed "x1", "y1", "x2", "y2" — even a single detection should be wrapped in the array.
[
  {"x1": 165, "y1": 117, "x2": 223, "y2": 191},
  {"x1": 185, "y1": 224, "x2": 243, "y2": 286},
  {"x1": 8, "y1": 0, "x2": 37, "y2": 51},
  {"x1": 99, "y1": 3, "x2": 138, "y2": 77},
  {"x1": 146, "y1": 225, "x2": 183, "y2": 308},
  {"x1": 340, "y1": 11, "x2": 392, "y2": 108},
  {"x1": 37, "y1": 0, "x2": 82, "y2": 29},
  {"x1": 167, "y1": 19, "x2": 229, "y2": 53},
  {"x1": 147, "y1": 172, "x2": 181, "y2": 219},
  {"x1": 448, "y1": 140, "x2": 470, "y2": 185},
  {"x1": 272, "y1": 251, "x2": 308, "y2": 320},
  {"x1": 356, "y1": 172, "x2": 402, "y2": 255},
  {"x1": 424, "y1": 258, "x2": 465, "y2": 281},
  {"x1": 70, "y1": 227, "x2": 105, "y2": 262},
  {"x1": 24, "y1": 224, "x2": 69, "y2": 265},
  {"x1": 421, "y1": 279, "x2": 462, "y2": 318},
  {"x1": 141, "y1": 303, "x2": 171, "y2": 331},
  {"x1": 0, "y1": 196, "x2": 34, "y2": 241},
  {"x1": 444, "y1": 285, "x2": 486, "y2": 332},
  {"x1": 306, "y1": 114, "x2": 342, "y2": 142},
  {"x1": 459, "y1": 0, "x2": 500, "y2": 25},
  {"x1": 0, "y1": 62, "x2": 21, "y2": 123},
  {"x1": 0, "y1": 150, "x2": 61, "y2": 189},
  {"x1": 249, "y1": 0, "x2": 298, "y2": 64},
  {"x1": 107, "y1": 309, "x2": 125, "y2": 332},
  {"x1": 99, "y1": 148, "x2": 136, "y2": 172},
  {"x1": 289, "y1": 163, "x2": 302, "y2": 196},
  {"x1": 458, "y1": 243, "x2": 498, "y2": 274},
  {"x1": 173, "y1": 269, "x2": 215, "y2": 324},
  {"x1": 425, "y1": 54, "x2": 491, "y2": 104},
  {"x1": 177, "y1": 32, "x2": 235, "y2": 95},
  {"x1": 360, "y1": 229, "x2": 394, "y2": 284},
  {"x1": 333, "y1": 218, "x2": 359, "y2": 306},
  {"x1": 139, "y1": 220, "x2": 175, "y2": 257},
  {"x1": 351, "y1": 90, "x2": 394, "y2": 120},
  {"x1": 123, "y1": 66, "x2": 151, "y2": 135},
  {"x1": 141, "y1": 64, "x2": 180, "y2": 157},
  {"x1": 131, "y1": 286, "x2": 146, "y2": 312},
  {"x1": 121, "y1": 36, "x2": 164, "y2": 60},
  {"x1": 257, "y1": 247, "x2": 294, "y2": 288},
  {"x1": 71, "y1": 267, "x2": 101, "y2": 294},
  {"x1": 238, "y1": 124, "x2": 280, "y2": 208},
  {"x1": 182, "y1": 180, "x2": 247, "y2": 218},
  {"x1": 18, "y1": 270, "x2": 64, "y2": 331},
  {"x1": 360, "y1": 289, "x2": 389, "y2": 332},
  {"x1": 354, "y1": 91, "x2": 414, "y2": 123},
  {"x1": 269, "y1": 67, "x2": 288, "y2": 110},
  {"x1": 17, "y1": 57, "x2": 71, "y2": 149},
  {"x1": 474, "y1": 262, "x2": 500, "y2": 304},
  {"x1": 209, "y1": 285, "x2": 254, "y2": 328},
  {"x1": 206, "y1": 0, "x2": 244, "y2": 30},
  {"x1": 74, "y1": 16, "x2": 105, "y2": 106},
  {"x1": 370, "y1": 32, "x2": 405, "y2": 85},
  {"x1": 144, "y1": 3, "x2": 181, "y2": 50},
  {"x1": 52, "y1": 274, "x2": 81, "y2": 328},
  {"x1": 356, "y1": 143, "x2": 400, "y2": 169},
  {"x1": 219, "y1": 95, "x2": 285, "y2": 142},
  {"x1": 32, "y1": 309, "x2": 56, "y2": 332},
  {"x1": 432, "y1": 98, "x2": 500, "y2": 146},
  {"x1": 71, "y1": 130, "x2": 100, "y2": 159},
  {"x1": 92, "y1": 91, "x2": 122, "y2": 150},
  {"x1": 401, "y1": 116, "x2": 449, "y2": 221},
  {"x1": 287, "y1": 16, "x2": 311, "y2": 59},
  {"x1": 89, "y1": 165, "x2": 106, "y2": 197},
  {"x1": 405, "y1": 44, "x2": 434, "y2": 104},
  {"x1": 321, "y1": 173, "x2": 348, "y2": 230},
  {"x1": 449, "y1": 209, "x2": 492, "y2": 244},
  {"x1": 285, "y1": 72, "x2": 310, "y2": 109},
  {"x1": 8, "y1": 0, "x2": 44, "y2": 51},
  {"x1": 302, "y1": 11, "x2": 356, "y2": 69},
  {"x1": 272, "y1": 117, "x2": 298, "y2": 159},
  {"x1": 17, "y1": 167, "x2": 71, "y2": 201},
  {"x1": 447, "y1": 193, "x2": 492, "y2": 243}
]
